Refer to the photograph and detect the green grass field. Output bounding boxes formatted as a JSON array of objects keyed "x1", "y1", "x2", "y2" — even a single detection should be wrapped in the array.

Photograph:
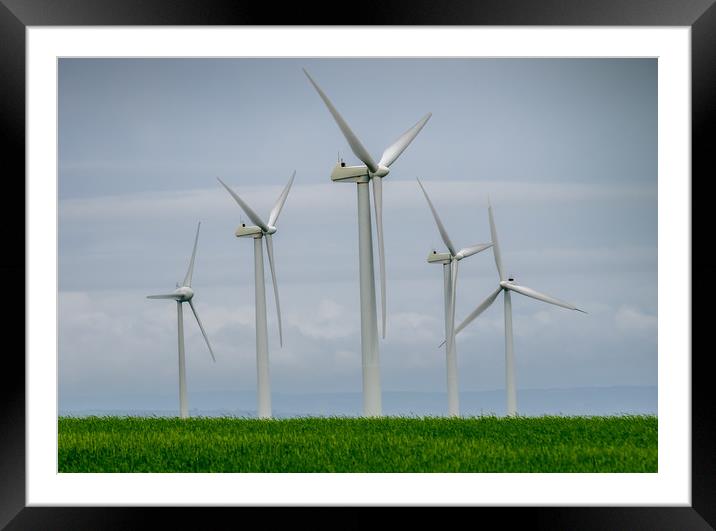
[{"x1": 58, "y1": 415, "x2": 657, "y2": 473}]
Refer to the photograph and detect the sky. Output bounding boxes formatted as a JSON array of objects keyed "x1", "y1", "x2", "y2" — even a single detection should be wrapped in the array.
[{"x1": 58, "y1": 58, "x2": 657, "y2": 416}]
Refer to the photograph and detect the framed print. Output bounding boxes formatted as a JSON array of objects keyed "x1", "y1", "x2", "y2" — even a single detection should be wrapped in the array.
[{"x1": 3, "y1": 0, "x2": 713, "y2": 529}]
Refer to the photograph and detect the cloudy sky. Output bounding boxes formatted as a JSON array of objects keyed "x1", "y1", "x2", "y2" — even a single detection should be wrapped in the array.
[{"x1": 58, "y1": 58, "x2": 657, "y2": 415}]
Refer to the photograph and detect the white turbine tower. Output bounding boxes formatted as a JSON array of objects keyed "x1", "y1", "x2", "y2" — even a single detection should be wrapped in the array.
[
  {"x1": 147, "y1": 222, "x2": 216, "y2": 419},
  {"x1": 217, "y1": 171, "x2": 295, "y2": 419},
  {"x1": 304, "y1": 68, "x2": 431, "y2": 417},
  {"x1": 452, "y1": 201, "x2": 586, "y2": 416},
  {"x1": 417, "y1": 179, "x2": 492, "y2": 417}
]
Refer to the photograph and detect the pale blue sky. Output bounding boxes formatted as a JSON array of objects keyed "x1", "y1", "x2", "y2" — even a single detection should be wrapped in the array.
[{"x1": 58, "y1": 58, "x2": 657, "y2": 415}]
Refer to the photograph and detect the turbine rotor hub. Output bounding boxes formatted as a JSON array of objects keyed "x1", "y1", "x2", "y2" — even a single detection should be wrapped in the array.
[
  {"x1": 373, "y1": 165, "x2": 390, "y2": 178},
  {"x1": 174, "y1": 286, "x2": 194, "y2": 301}
]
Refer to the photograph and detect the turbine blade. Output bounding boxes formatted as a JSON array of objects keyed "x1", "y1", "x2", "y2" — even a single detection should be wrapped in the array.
[
  {"x1": 456, "y1": 242, "x2": 493, "y2": 260},
  {"x1": 373, "y1": 177, "x2": 386, "y2": 339},
  {"x1": 188, "y1": 299, "x2": 216, "y2": 362},
  {"x1": 303, "y1": 68, "x2": 378, "y2": 173},
  {"x1": 217, "y1": 178, "x2": 269, "y2": 232},
  {"x1": 416, "y1": 178, "x2": 456, "y2": 256},
  {"x1": 505, "y1": 282, "x2": 584, "y2": 312},
  {"x1": 378, "y1": 112, "x2": 432, "y2": 168},
  {"x1": 147, "y1": 294, "x2": 181, "y2": 300},
  {"x1": 439, "y1": 285, "x2": 502, "y2": 346},
  {"x1": 265, "y1": 234, "x2": 283, "y2": 347},
  {"x1": 267, "y1": 170, "x2": 295, "y2": 228},
  {"x1": 182, "y1": 222, "x2": 201, "y2": 287},
  {"x1": 488, "y1": 201, "x2": 506, "y2": 281}
]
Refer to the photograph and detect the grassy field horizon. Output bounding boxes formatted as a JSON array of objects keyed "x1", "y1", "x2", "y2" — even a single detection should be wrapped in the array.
[{"x1": 58, "y1": 415, "x2": 657, "y2": 473}]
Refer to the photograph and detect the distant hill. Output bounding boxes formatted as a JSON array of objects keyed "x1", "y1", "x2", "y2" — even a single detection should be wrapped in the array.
[{"x1": 60, "y1": 385, "x2": 657, "y2": 418}]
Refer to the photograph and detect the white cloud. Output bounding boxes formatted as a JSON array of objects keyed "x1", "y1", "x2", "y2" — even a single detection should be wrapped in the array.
[
  {"x1": 387, "y1": 312, "x2": 442, "y2": 344},
  {"x1": 615, "y1": 305, "x2": 657, "y2": 332},
  {"x1": 333, "y1": 349, "x2": 361, "y2": 371},
  {"x1": 287, "y1": 298, "x2": 358, "y2": 340},
  {"x1": 196, "y1": 302, "x2": 255, "y2": 334},
  {"x1": 533, "y1": 310, "x2": 554, "y2": 326},
  {"x1": 386, "y1": 179, "x2": 655, "y2": 209},
  {"x1": 510, "y1": 245, "x2": 656, "y2": 273},
  {"x1": 59, "y1": 179, "x2": 655, "y2": 224}
]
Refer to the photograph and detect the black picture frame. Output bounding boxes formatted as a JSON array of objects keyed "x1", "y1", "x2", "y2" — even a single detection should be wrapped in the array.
[{"x1": 2, "y1": 1, "x2": 712, "y2": 528}]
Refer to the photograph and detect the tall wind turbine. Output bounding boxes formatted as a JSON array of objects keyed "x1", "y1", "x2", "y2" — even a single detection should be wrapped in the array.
[
  {"x1": 304, "y1": 68, "x2": 431, "y2": 417},
  {"x1": 417, "y1": 179, "x2": 492, "y2": 417},
  {"x1": 217, "y1": 171, "x2": 295, "y2": 419},
  {"x1": 147, "y1": 222, "x2": 216, "y2": 419},
  {"x1": 452, "y1": 201, "x2": 586, "y2": 416}
]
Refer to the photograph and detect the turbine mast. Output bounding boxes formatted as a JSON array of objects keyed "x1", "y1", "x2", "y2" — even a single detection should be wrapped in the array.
[
  {"x1": 177, "y1": 301, "x2": 188, "y2": 419},
  {"x1": 503, "y1": 290, "x2": 517, "y2": 416},
  {"x1": 444, "y1": 263, "x2": 459, "y2": 416},
  {"x1": 357, "y1": 182, "x2": 382, "y2": 416},
  {"x1": 254, "y1": 236, "x2": 272, "y2": 418}
]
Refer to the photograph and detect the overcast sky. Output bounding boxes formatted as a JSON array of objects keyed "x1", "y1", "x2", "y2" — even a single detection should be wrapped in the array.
[{"x1": 58, "y1": 58, "x2": 657, "y2": 415}]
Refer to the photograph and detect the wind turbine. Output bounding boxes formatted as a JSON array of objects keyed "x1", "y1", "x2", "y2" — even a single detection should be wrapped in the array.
[
  {"x1": 304, "y1": 68, "x2": 431, "y2": 417},
  {"x1": 452, "y1": 201, "x2": 586, "y2": 416},
  {"x1": 147, "y1": 222, "x2": 215, "y2": 419},
  {"x1": 417, "y1": 179, "x2": 492, "y2": 417},
  {"x1": 217, "y1": 171, "x2": 295, "y2": 419}
]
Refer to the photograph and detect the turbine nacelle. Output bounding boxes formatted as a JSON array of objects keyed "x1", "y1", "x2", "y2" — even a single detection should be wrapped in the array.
[
  {"x1": 427, "y1": 250, "x2": 452, "y2": 264},
  {"x1": 330, "y1": 163, "x2": 370, "y2": 183},
  {"x1": 330, "y1": 162, "x2": 391, "y2": 183},
  {"x1": 235, "y1": 223, "x2": 278, "y2": 238},
  {"x1": 235, "y1": 224, "x2": 263, "y2": 238}
]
